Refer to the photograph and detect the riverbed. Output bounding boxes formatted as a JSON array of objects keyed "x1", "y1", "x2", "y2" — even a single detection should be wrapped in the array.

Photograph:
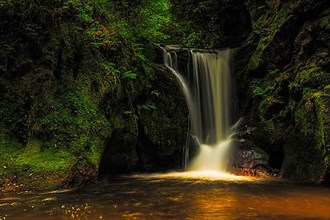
[{"x1": 0, "y1": 173, "x2": 329, "y2": 219}]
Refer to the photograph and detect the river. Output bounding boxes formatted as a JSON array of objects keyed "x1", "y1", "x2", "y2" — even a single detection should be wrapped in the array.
[{"x1": 0, "y1": 173, "x2": 329, "y2": 219}]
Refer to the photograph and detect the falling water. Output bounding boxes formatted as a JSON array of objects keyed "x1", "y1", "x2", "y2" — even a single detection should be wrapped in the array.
[{"x1": 162, "y1": 46, "x2": 234, "y2": 172}]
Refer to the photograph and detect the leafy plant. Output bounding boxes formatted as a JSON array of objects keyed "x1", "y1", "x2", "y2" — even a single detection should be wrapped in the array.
[
  {"x1": 123, "y1": 71, "x2": 137, "y2": 79},
  {"x1": 252, "y1": 86, "x2": 273, "y2": 97}
]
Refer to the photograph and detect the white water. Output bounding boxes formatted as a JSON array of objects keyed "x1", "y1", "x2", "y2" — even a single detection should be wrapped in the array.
[{"x1": 162, "y1": 46, "x2": 234, "y2": 172}]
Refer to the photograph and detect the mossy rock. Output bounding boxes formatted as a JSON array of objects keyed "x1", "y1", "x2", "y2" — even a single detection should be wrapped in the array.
[
  {"x1": 281, "y1": 91, "x2": 328, "y2": 182},
  {"x1": 135, "y1": 65, "x2": 188, "y2": 170}
]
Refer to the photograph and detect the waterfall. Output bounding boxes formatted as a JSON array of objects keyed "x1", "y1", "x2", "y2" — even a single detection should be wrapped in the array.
[{"x1": 162, "y1": 46, "x2": 234, "y2": 172}]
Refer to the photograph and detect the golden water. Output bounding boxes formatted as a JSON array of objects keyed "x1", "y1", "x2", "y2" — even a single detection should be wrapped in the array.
[{"x1": 1, "y1": 176, "x2": 329, "y2": 219}]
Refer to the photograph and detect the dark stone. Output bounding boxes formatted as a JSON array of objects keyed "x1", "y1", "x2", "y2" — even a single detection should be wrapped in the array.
[
  {"x1": 170, "y1": 0, "x2": 252, "y2": 48},
  {"x1": 282, "y1": 132, "x2": 327, "y2": 183},
  {"x1": 230, "y1": 143, "x2": 273, "y2": 177},
  {"x1": 98, "y1": 129, "x2": 138, "y2": 176},
  {"x1": 135, "y1": 64, "x2": 189, "y2": 171}
]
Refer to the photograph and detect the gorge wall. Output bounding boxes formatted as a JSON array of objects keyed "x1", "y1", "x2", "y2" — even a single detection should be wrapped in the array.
[
  {"x1": 170, "y1": 0, "x2": 329, "y2": 183},
  {"x1": 0, "y1": 0, "x2": 188, "y2": 191}
]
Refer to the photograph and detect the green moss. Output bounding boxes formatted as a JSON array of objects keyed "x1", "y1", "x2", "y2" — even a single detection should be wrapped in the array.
[
  {"x1": 0, "y1": 129, "x2": 75, "y2": 190},
  {"x1": 293, "y1": 66, "x2": 329, "y2": 89},
  {"x1": 298, "y1": 88, "x2": 329, "y2": 141},
  {"x1": 247, "y1": 0, "x2": 301, "y2": 72},
  {"x1": 0, "y1": 137, "x2": 64, "y2": 171},
  {"x1": 0, "y1": 0, "x2": 183, "y2": 189},
  {"x1": 136, "y1": 67, "x2": 188, "y2": 158},
  {"x1": 248, "y1": 36, "x2": 271, "y2": 71},
  {"x1": 252, "y1": 85, "x2": 273, "y2": 97},
  {"x1": 281, "y1": 89, "x2": 328, "y2": 182},
  {"x1": 88, "y1": 138, "x2": 105, "y2": 165},
  {"x1": 17, "y1": 140, "x2": 72, "y2": 172},
  {"x1": 312, "y1": 90, "x2": 330, "y2": 146},
  {"x1": 37, "y1": 89, "x2": 110, "y2": 160}
]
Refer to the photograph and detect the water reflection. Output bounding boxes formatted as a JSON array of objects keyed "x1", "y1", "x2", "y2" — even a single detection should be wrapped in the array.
[{"x1": 0, "y1": 174, "x2": 329, "y2": 219}]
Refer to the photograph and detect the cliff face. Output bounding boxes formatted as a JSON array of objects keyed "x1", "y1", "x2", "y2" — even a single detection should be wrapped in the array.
[
  {"x1": 0, "y1": 0, "x2": 187, "y2": 191},
  {"x1": 170, "y1": 0, "x2": 329, "y2": 183},
  {"x1": 240, "y1": 0, "x2": 329, "y2": 183}
]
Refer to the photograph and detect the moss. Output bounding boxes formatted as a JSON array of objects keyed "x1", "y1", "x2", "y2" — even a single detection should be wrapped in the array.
[
  {"x1": 0, "y1": 0, "x2": 189, "y2": 190},
  {"x1": 298, "y1": 87, "x2": 329, "y2": 144},
  {"x1": 244, "y1": 1, "x2": 329, "y2": 180},
  {"x1": 252, "y1": 85, "x2": 273, "y2": 97},
  {"x1": 37, "y1": 89, "x2": 110, "y2": 149},
  {"x1": 0, "y1": 76, "x2": 113, "y2": 190},
  {"x1": 246, "y1": 0, "x2": 303, "y2": 72},
  {"x1": 281, "y1": 90, "x2": 328, "y2": 182},
  {"x1": 312, "y1": 89, "x2": 330, "y2": 149},
  {"x1": 0, "y1": 130, "x2": 75, "y2": 190},
  {"x1": 248, "y1": 36, "x2": 271, "y2": 71},
  {"x1": 290, "y1": 66, "x2": 330, "y2": 93}
]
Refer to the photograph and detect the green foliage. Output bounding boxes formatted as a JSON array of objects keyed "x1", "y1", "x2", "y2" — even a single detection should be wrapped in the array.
[
  {"x1": 137, "y1": 0, "x2": 170, "y2": 42},
  {"x1": 110, "y1": 0, "x2": 170, "y2": 43},
  {"x1": 290, "y1": 66, "x2": 330, "y2": 95},
  {"x1": 0, "y1": 0, "x2": 190, "y2": 190},
  {"x1": 297, "y1": 68, "x2": 329, "y2": 88},
  {"x1": 282, "y1": 91, "x2": 328, "y2": 182},
  {"x1": 38, "y1": 91, "x2": 110, "y2": 152},
  {"x1": 123, "y1": 71, "x2": 137, "y2": 80},
  {"x1": 252, "y1": 86, "x2": 273, "y2": 97},
  {"x1": 0, "y1": 0, "x2": 171, "y2": 145},
  {"x1": 0, "y1": 131, "x2": 73, "y2": 177},
  {"x1": 183, "y1": 31, "x2": 203, "y2": 47}
]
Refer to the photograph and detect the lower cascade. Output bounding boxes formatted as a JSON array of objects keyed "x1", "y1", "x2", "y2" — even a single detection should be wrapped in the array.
[{"x1": 162, "y1": 46, "x2": 235, "y2": 172}]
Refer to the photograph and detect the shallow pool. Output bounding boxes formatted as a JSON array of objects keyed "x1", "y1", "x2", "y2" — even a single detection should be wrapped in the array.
[{"x1": 0, "y1": 173, "x2": 329, "y2": 219}]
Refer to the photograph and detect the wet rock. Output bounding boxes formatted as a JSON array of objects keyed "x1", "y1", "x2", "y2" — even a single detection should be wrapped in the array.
[
  {"x1": 231, "y1": 146, "x2": 273, "y2": 177},
  {"x1": 64, "y1": 159, "x2": 98, "y2": 188}
]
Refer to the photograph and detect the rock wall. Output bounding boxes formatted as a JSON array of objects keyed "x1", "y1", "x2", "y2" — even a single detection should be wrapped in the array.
[
  {"x1": 98, "y1": 64, "x2": 188, "y2": 176},
  {"x1": 0, "y1": 0, "x2": 188, "y2": 192},
  {"x1": 237, "y1": 0, "x2": 330, "y2": 183}
]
